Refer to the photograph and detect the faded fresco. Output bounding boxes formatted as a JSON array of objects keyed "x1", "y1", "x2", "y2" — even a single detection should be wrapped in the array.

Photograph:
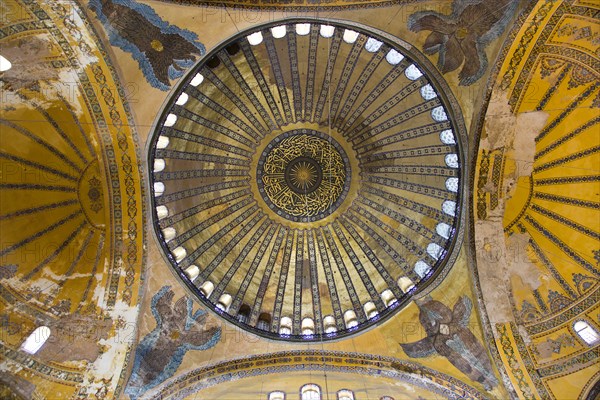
[
  {"x1": 89, "y1": 0, "x2": 205, "y2": 90},
  {"x1": 408, "y1": 0, "x2": 517, "y2": 85},
  {"x1": 0, "y1": 0, "x2": 146, "y2": 398},
  {"x1": 125, "y1": 286, "x2": 221, "y2": 399},
  {"x1": 401, "y1": 296, "x2": 498, "y2": 390},
  {"x1": 473, "y1": 1, "x2": 600, "y2": 398}
]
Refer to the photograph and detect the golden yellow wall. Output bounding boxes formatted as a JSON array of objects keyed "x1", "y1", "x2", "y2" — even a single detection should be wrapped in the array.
[
  {"x1": 1, "y1": 0, "x2": 598, "y2": 399},
  {"x1": 473, "y1": 1, "x2": 599, "y2": 398},
  {"x1": 0, "y1": 0, "x2": 146, "y2": 397},
  {"x1": 91, "y1": 1, "x2": 514, "y2": 399}
]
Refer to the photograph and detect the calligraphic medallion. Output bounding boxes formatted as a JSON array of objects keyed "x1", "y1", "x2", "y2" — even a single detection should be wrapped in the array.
[{"x1": 257, "y1": 130, "x2": 351, "y2": 222}]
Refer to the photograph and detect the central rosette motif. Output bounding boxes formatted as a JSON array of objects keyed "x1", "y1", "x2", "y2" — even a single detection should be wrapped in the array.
[
  {"x1": 286, "y1": 157, "x2": 321, "y2": 193},
  {"x1": 258, "y1": 131, "x2": 350, "y2": 222}
]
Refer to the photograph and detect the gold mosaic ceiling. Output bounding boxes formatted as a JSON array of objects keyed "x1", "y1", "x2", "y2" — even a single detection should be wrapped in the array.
[
  {"x1": 149, "y1": 20, "x2": 467, "y2": 340},
  {"x1": 0, "y1": 0, "x2": 146, "y2": 397},
  {"x1": 2, "y1": 0, "x2": 598, "y2": 398}
]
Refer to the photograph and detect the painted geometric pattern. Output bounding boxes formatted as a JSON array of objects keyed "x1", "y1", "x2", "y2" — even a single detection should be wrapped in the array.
[
  {"x1": 474, "y1": 1, "x2": 599, "y2": 398},
  {"x1": 149, "y1": 21, "x2": 466, "y2": 340},
  {"x1": 498, "y1": 0, "x2": 598, "y2": 320},
  {"x1": 0, "y1": 0, "x2": 145, "y2": 398},
  {"x1": 148, "y1": 350, "x2": 487, "y2": 400}
]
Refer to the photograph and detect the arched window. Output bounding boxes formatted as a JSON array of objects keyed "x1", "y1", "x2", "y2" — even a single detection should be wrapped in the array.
[
  {"x1": 257, "y1": 313, "x2": 271, "y2": 331},
  {"x1": 156, "y1": 136, "x2": 170, "y2": 150},
  {"x1": 363, "y1": 301, "x2": 378, "y2": 319},
  {"x1": 420, "y1": 84, "x2": 437, "y2": 100},
  {"x1": 414, "y1": 260, "x2": 432, "y2": 278},
  {"x1": 162, "y1": 227, "x2": 176, "y2": 242},
  {"x1": 380, "y1": 397, "x2": 395, "y2": 400},
  {"x1": 269, "y1": 391, "x2": 285, "y2": 400},
  {"x1": 296, "y1": 23, "x2": 310, "y2": 36},
  {"x1": 279, "y1": 316, "x2": 292, "y2": 335},
  {"x1": 343, "y1": 310, "x2": 358, "y2": 329},
  {"x1": 436, "y1": 222, "x2": 452, "y2": 239},
  {"x1": 320, "y1": 25, "x2": 335, "y2": 38},
  {"x1": 343, "y1": 29, "x2": 359, "y2": 44},
  {"x1": 184, "y1": 265, "x2": 199, "y2": 281},
  {"x1": 301, "y1": 317, "x2": 315, "y2": 335},
  {"x1": 440, "y1": 129, "x2": 456, "y2": 145},
  {"x1": 301, "y1": 384, "x2": 321, "y2": 400},
  {"x1": 189, "y1": 73, "x2": 204, "y2": 87},
  {"x1": 216, "y1": 293, "x2": 232, "y2": 311},
  {"x1": 271, "y1": 25, "x2": 287, "y2": 39},
  {"x1": 164, "y1": 113, "x2": 177, "y2": 127},
  {"x1": 247, "y1": 31, "x2": 263, "y2": 46},
  {"x1": 574, "y1": 320, "x2": 600, "y2": 345},
  {"x1": 431, "y1": 105, "x2": 448, "y2": 121},
  {"x1": 445, "y1": 154, "x2": 459, "y2": 168},
  {"x1": 442, "y1": 200, "x2": 456, "y2": 217},
  {"x1": 156, "y1": 205, "x2": 169, "y2": 219},
  {"x1": 337, "y1": 389, "x2": 354, "y2": 400},
  {"x1": 427, "y1": 242, "x2": 444, "y2": 260},
  {"x1": 175, "y1": 92, "x2": 189, "y2": 105},
  {"x1": 0, "y1": 55, "x2": 12, "y2": 72},
  {"x1": 153, "y1": 182, "x2": 165, "y2": 197},
  {"x1": 199, "y1": 281, "x2": 214, "y2": 297},
  {"x1": 445, "y1": 177, "x2": 459, "y2": 193},
  {"x1": 21, "y1": 326, "x2": 50, "y2": 354},
  {"x1": 365, "y1": 37, "x2": 383, "y2": 52},
  {"x1": 386, "y1": 49, "x2": 404, "y2": 65},
  {"x1": 397, "y1": 276, "x2": 415, "y2": 293},
  {"x1": 172, "y1": 246, "x2": 186, "y2": 263},
  {"x1": 323, "y1": 315, "x2": 337, "y2": 333},
  {"x1": 237, "y1": 304, "x2": 251, "y2": 324},
  {"x1": 405, "y1": 64, "x2": 423, "y2": 80},
  {"x1": 381, "y1": 289, "x2": 397, "y2": 307},
  {"x1": 153, "y1": 158, "x2": 165, "y2": 172}
]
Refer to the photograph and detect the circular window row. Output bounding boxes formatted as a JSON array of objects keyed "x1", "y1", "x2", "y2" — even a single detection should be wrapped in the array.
[{"x1": 149, "y1": 19, "x2": 465, "y2": 341}]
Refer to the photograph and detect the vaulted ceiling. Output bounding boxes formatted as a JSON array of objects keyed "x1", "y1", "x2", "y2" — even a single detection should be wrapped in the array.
[{"x1": 0, "y1": 1, "x2": 598, "y2": 399}]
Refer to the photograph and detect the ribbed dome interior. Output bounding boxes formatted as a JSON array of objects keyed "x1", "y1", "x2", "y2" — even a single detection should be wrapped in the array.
[{"x1": 149, "y1": 20, "x2": 465, "y2": 341}]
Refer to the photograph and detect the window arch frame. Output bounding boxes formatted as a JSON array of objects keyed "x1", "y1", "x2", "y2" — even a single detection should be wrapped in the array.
[
  {"x1": 268, "y1": 390, "x2": 286, "y2": 400},
  {"x1": 573, "y1": 319, "x2": 600, "y2": 346},
  {"x1": 300, "y1": 383, "x2": 322, "y2": 400},
  {"x1": 337, "y1": 389, "x2": 355, "y2": 400},
  {"x1": 20, "y1": 326, "x2": 51, "y2": 354}
]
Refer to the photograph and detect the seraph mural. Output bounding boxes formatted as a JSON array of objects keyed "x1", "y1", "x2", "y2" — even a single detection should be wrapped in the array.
[
  {"x1": 125, "y1": 286, "x2": 221, "y2": 399},
  {"x1": 408, "y1": 0, "x2": 517, "y2": 86},
  {"x1": 400, "y1": 296, "x2": 498, "y2": 390},
  {"x1": 89, "y1": 0, "x2": 205, "y2": 90}
]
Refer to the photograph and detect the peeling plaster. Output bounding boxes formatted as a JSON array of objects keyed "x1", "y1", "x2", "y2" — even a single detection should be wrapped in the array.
[
  {"x1": 503, "y1": 110, "x2": 548, "y2": 200},
  {"x1": 506, "y1": 233, "x2": 543, "y2": 291},
  {"x1": 475, "y1": 220, "x2": 513, "y2": 324},
  {"x1": 79, "y1": 300, "x2": 141, "y2": 397},
  {"x1": 474, "y1": 91, "x2": 549, "y2": 326},
  {"x1": 38, "y1": 313, "x2": 113, "y2": 363}
]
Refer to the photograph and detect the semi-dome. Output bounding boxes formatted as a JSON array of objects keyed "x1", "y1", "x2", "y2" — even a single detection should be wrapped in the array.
[{"x1": 148, "y1": 19, "x2": 466, "y2": 341}]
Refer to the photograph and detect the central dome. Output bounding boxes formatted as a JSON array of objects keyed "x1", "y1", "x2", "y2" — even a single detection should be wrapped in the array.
[{"x1": 149, "y1": 19, "x2": 465, "y2": 341}]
